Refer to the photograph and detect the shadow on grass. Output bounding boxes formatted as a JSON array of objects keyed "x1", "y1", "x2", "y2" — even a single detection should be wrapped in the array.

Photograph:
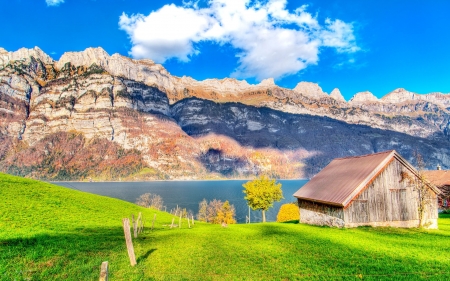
[
  {"x1": 137, "y1": 248, "x2": 157, "y2": 263},
  {"x1": 0, "y1": 226, "x2": 155, "y2": 280},
  {"x1": 280, "y1": 219, "x2": 299, "y2": 224}
]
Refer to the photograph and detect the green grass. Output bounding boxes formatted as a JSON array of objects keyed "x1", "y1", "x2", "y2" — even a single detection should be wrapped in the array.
[{"x1": 1, "y1": 173, "x2": 450, "y2": 280}]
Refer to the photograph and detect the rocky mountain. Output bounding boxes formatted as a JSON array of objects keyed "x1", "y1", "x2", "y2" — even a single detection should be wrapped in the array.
[{"x1": 1, "y1": 46, "x2": 449, "y2": 180}]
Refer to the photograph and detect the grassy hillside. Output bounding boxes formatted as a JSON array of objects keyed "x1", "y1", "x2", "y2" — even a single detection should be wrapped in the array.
[{"x1": 1, "y1": 173, "x2": 449, "y2": 280}]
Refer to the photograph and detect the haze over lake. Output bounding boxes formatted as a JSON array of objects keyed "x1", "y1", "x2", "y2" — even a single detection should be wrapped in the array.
[{"x1": 54, "y1": 180, "x2": 307, "y2": 223}]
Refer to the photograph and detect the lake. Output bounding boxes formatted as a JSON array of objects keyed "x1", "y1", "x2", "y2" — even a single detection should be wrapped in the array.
[{"x1": 53, "y1": 180, "x2": 308, "y2": 223}]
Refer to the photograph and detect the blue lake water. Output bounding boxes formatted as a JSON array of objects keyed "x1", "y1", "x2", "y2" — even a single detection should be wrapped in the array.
[{"x1": 53, "y1": 180, "x2": 308, "y2": 223}]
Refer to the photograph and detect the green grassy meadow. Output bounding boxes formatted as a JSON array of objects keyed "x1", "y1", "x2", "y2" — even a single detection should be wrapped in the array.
[{"x1": 1, "y1": 172, "x2": 449, "y2": 280}]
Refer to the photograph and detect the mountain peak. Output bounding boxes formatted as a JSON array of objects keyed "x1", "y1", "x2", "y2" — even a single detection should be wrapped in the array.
[
  {"x1": 0, "y1": 46, "x2": 54, "y2": 67},
  {"x1": 381, "y1": 88, "x2": 417, "y2": 103},
  {"x1": 293, "y1": 82, "x2": 327, "y2": 98},
  {"x1": 330, "y1": 88, "x2": 346, "y2": 102},
  {"x1": 349, "y1": 91, "x2": 378, "y2": 103},
  {"x1": 56, "y1": 47, "x2": 110, "y2": 69},
  {"x1": 259, "y1": 78, "x2": 275, "y2": 86}
]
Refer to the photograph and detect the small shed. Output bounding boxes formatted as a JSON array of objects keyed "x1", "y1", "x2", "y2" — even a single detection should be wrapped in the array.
[
  {"x1": 423, "y1": 170, "x2": 450, "y2": 208},
  {"x1": 294, "y1": 150, "x2": 440, "y2": 228}
]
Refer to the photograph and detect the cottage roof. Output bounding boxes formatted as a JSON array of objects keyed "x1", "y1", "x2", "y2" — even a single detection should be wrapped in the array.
[
  {"x1": 294, "y1": 150, "x2": 436, "y2": 207},
  {"x1": 423, "y1": 170, "x2": 450, "y2": 187}
]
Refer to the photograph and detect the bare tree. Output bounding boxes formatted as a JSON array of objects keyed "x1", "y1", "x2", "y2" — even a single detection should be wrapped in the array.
[
  {"x1": 401, "y1": 152, "x2": 434, "y2": 228},
  {"x1": 197, "y1": 199, "x2": 208, "y2": 222},
  {"x1": 136, "y1": 193, "x2": 164, "y2": 210},
  {"x1": 207, "y1": 199, "x2": 223, "y2": 224},
  {"x1": 196, "y1": 199, "x2": 236, "y2": 224}
]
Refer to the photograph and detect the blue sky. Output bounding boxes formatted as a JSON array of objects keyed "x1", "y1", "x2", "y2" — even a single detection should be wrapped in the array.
[{"x1": 1, "y1": 0, "x2": 449, "y2": 100}]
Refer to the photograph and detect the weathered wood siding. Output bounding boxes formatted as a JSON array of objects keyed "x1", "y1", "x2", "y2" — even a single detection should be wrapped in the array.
[{"x1": 343, "y1": 159, "x2": 438, "y2": 227}]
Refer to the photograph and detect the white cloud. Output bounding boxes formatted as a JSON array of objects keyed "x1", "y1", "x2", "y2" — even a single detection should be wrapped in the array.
[
  {"x1": 119, "y1": 0, "x2": 359, "y2": 80},
  {"x1": 46, "y1": 0, "x2": 64, "y2": 6}
]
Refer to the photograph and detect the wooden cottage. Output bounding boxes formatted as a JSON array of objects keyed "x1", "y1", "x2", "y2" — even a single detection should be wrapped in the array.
[
  {"x1": 294, "y1": 150, "x2": 440, "y2": 228},
  {"x1": 423, "y1": 169, "x2": 450, "y2": 209}
]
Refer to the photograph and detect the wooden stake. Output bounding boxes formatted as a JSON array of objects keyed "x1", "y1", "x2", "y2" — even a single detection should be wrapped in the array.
[
  {"x1": 151, "y1": 214, "x2": 156, "y2": 231},
  {"x1": 187, "y1": 215, "x2": 191, "y2": 229},
  {"x1": 170, "y1": 218, "x2": 175, "y2": 228},
  {"x1": 192, "y1": 215, "x2": 195, "y2": 225},
  {"x1": 137, "y1": 212, "x2": 142, "y2": 234},
  {"x1": 122, "y1": 218, "x2": 137, "y2": 266},
  {"x1": 132, "y1": 214, "x2": 137, "y2": 238},
  {"x1": 99, "y1": 261, "x2": 108, "y2": 281},
  {"x1": 179, "y1": 213, "x2": 182, "y2": 228}
]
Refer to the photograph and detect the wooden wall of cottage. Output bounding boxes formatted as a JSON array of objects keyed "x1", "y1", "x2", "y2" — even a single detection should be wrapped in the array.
[{"x1": 343, "y1": 158, "x2": 438, "y2": 228}]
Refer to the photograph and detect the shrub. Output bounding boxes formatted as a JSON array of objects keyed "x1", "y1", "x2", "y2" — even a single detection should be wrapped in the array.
[{"x1": 276, "y1": 203, "x2": 299, "y2": 222}]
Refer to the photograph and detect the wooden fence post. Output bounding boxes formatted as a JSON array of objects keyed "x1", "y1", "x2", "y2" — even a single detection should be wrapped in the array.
[
  {"x1": 99, "y1": 261, "x2": 108, "y2": 281},
  {"x1": 122, "y1": 218, "x2": 137, "y2": 266},
  {"x1": 191, "y1": 215, "x2": 195, "y2": 225},
  {"x1": 132, "y1": 214, "x2": 138, "y2": 238},
  {"x1": 137, "y1": 212, "x2": 142, "y2": 234},
  {"x1": 179, "y1": 213, "x2": 182, "y2": 228},
  {"x1": 187, "y1": 215, "x2": 191, "y2": 229},
  {"x1": 170, "y1": 218, "x2": 175, "y2": 228}
]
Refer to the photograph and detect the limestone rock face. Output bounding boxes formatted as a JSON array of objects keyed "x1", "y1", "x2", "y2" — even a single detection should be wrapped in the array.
[
  {"x1": 293, "y1": 82, "x2": 328, "y2": 98},
  {"x1": 329, "y1": 88, "x2": 346, "y2": 102},
  {"x1": 1, "y1": 46, "x2": 450, "y2": 180},
  {"x1": 56, "y1": 47, "x2": 110, "y2": 69},
  {"x1": 0, "y1": 74, "x2": 32, "y2": 101},
  {"x1": 259, "y1": 78, "x2": 275, "y2": 86},
  {"x1": 57, "y1": 48, "x2": 177, "y2": 95},
  {"x1": 381, "y1": 88, "x2": 417, "y2": 103},
  {"x1": 349, "y1": 91, "x2": 379, "y2": 103},
  {"x1": 55, "y1": 48, "x2": 273, "y2": 103},
  {"x1": 0, "y1": 46, "x2": 54, "y2": 67},
  {"x1": 381, "y1": 88, "x2": 450, "y2": 109}
]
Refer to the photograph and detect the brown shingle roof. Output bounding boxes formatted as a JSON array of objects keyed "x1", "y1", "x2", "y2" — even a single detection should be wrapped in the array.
[
  {"x1": 293, "y1": 150, "x2": 426, "y2": 207},
  {"x1": 423, "y1": 170, "x2": 450, "y2": 187}
]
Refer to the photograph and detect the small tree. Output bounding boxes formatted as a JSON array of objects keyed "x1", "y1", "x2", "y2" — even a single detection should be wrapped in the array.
[
  {"x1": 401, "y1": 152, "x2": 433, "y2": 228},
  {"x1": 136, "y1": 193, "x2": 164, "y2": 210},
  {"x1": 243, "y1": 175, "x2": 283, "y2": 223},
  {"x1": 197, "y1": 199, "x2": 208, "y2": 222},
  {"x1": 207, "y1": 199, "x2": 225, "y2": 224},
  {"x1": 217, "y1": 201, "x2": 237, "y2": 224},
  {"x1": 196, "y1": 199, "x2": 236, "y2": 224}
]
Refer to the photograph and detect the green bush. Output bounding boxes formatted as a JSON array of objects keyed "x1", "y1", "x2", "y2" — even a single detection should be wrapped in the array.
[{"x1": 276, "y1": 203, "x2": 299, "y2": 222}]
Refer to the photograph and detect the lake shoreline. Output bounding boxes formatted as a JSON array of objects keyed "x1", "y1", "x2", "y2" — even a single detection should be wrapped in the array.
[
  {"x1": 53, "y1": 180, "x2": 308, "y2": 223},
  {"x1": 49, "y1": 178, "x2": 309, "y2": 183}
]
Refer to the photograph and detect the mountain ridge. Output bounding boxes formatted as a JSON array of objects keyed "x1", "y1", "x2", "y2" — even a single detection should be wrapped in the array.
[
  {"x1": 1, "y1": 46, "x2": 449, "y2": 180},
  {"x1": 3, "y1": 46, "x2": 449, "y2": 102}
]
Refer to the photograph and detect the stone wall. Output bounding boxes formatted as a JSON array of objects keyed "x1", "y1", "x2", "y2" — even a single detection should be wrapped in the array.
[{"x1": 299, "y1": 208, "x2": 345, "y2": 228}]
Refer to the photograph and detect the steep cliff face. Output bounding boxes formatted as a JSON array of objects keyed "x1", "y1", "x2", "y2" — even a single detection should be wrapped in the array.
[
  {"x1": 6, "y1": 46, "x2": 448, "y2": 139},
  {"x1": 1, "y1": 46, "x2": 450, "y2": 180}
]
